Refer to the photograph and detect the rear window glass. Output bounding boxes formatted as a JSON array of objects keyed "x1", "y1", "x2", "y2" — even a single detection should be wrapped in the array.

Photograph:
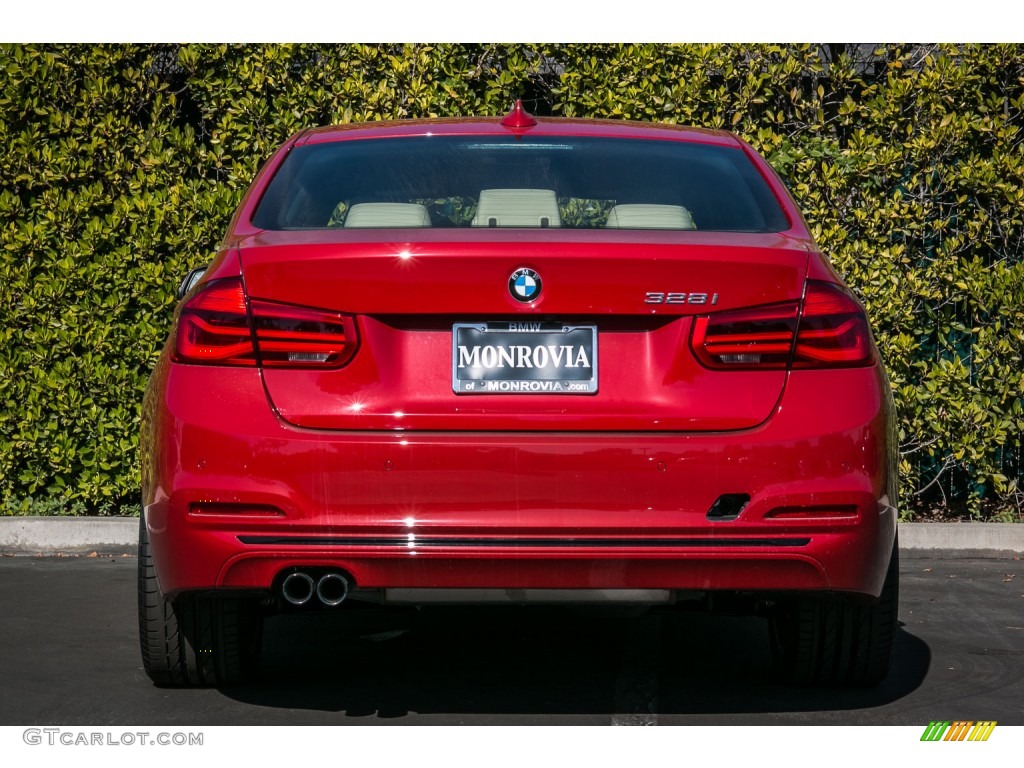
[{"x1": 251, "y1": 135, "x2": 789, "y2": 232}]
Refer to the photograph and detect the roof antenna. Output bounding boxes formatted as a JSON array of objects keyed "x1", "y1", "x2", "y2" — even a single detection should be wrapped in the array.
[{"x1": 501, "y1": 99, "x2": 538, "y2": 129}]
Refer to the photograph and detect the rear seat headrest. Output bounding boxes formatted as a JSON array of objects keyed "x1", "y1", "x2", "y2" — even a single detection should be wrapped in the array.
[
  {"x1": 472, "y1": 189, "x2": 561, "y2": 228},
  {"x1": 344, "y1": 203, "x2": 432, "y2": 228},
  {"x1": 604, "y1": 204, "x2": 696, "y2": 230}
]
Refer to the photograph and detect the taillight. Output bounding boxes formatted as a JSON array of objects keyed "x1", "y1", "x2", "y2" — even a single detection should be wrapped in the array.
[
  {"x1": 791, "y1": 281, "x2": 874, "y2": 368},
  {"x1": 250, "y1": 299, "x2": 358, "y2": 368},
  {"x1": 691, "y1": 301, "x2": 799, "y2": 369},
  {"x1": 174, "y1": 277, "x2": 358, "y2": 368},
  {"x1": 690, "y1": 281, "x2": 874, "y2": 370},
  {"x1": 174, "y1": 278, "x2": 257, "y2": 366}
]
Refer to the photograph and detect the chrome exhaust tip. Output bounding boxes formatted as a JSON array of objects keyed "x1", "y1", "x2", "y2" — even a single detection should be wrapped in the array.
[
  {"x1": 281, "y1": 571, "x2": 315, "y2": 606},
  {"x1": 316, "y1": 573, "x2": 349, "y2": 606}
]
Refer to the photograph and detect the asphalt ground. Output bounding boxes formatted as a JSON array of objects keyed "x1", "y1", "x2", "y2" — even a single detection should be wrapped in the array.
[{"x1": 0, "y1": 554, "x2": 1020, "y2": 726}]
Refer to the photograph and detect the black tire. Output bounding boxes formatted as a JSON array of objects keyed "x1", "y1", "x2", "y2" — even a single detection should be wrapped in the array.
[
  {"x1": 771, "y1": 538, "x2": 899, "y2": 687},
  {"x1": 138, "y1": 515, "x2": 262, "y2": 686}
]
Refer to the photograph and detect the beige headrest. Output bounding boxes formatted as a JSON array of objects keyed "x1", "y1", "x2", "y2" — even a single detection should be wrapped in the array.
[
  {"x1": 472, "y1": 189, "x2": 561, "y2": 227},
  {"x1": 345, "y1": 203, "x2": 432, "y2": 228},
  {"x1": 605, "y1": 204, "x2": 696, "y2": 230}
]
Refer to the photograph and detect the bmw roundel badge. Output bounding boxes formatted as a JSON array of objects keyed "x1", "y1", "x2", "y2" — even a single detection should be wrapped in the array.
[{"x1": 508, "y1": 268, "x2": 542, "y2": 303}]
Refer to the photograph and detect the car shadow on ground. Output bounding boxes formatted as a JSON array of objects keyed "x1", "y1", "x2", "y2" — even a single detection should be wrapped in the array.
[{"x1": 218, "y1": 604, "x2": 930, "y2": 718}]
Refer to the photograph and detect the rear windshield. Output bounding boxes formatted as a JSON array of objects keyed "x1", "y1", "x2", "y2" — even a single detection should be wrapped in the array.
[{"x1": 251, "y1": 135, "x2": 790, "y2": 232}]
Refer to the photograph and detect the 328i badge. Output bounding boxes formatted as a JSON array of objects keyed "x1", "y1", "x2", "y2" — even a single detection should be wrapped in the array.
[{"x1": 139, "y1": 102, "x2": 899, "y2": 688}]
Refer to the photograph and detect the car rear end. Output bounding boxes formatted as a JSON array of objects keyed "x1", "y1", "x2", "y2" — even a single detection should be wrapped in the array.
[{"x1": 140, "y1": 113, "x2": 898, "y2": 687}]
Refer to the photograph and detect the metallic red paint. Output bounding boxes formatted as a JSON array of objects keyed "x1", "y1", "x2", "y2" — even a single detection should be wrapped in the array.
[
  {"x1": 500, "y1": 99, "x2": 538, "y2": 129},
  {"x1": 142, "y1": 356, "x2": 895, "y2": 600}
]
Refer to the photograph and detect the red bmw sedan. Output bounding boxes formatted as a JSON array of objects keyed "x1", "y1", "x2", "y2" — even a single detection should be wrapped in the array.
[{"x1": 139, "y1": 102, "x2": 898, "y2": 688}]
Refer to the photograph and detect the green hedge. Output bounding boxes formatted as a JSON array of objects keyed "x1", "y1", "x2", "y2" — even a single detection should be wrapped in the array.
[{"x1": 1, "y1": 44, "x2": 1022, "y2": 519}]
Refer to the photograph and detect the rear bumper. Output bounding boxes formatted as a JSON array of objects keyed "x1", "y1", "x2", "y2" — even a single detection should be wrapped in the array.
[{"x1": 141, "y1": 360, "x2": 897, "y2": 600}]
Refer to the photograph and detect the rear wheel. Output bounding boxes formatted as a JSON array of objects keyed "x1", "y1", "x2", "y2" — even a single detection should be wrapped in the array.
[
  {"x1": 771, "y1": 538, "x2": 899, "y2": 687},
  {"x1": 138, "y1": 515, "x2": 262, "y2": 686}
]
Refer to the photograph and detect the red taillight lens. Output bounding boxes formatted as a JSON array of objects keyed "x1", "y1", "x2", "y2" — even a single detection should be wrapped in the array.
[
  {"x1": 174, "y1": 277, "x2": 358, "y2": 368},
  {"x1": 250, "y1": 299, "x2": 358, "y2": 368},
  {"x1": 691, "y1": 301, "x2": 799, "y2": 369},
  {"x1": 174, "y1": 278, "x2": 257, "y2": 366},
  {"x1": 690, "y1": 281, "x2": 874, "y2": 370},
  {"x1": 791, "y1": 281, "x2": 874, "y2": 368}
]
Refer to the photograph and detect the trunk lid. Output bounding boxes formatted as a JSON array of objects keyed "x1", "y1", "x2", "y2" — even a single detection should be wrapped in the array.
[{"x1": 239, "y1": 230, "x2": 809, "y2": 432}]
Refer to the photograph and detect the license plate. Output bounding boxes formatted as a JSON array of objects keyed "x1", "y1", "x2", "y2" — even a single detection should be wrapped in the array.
[{"x1": 452, "y1": 322, "x2": 598, "y2": 394}]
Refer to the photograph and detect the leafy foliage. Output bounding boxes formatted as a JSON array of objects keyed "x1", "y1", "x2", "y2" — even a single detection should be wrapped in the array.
[{"x1": 1, "y1": 44, "x2": 1021, "y2": 519}]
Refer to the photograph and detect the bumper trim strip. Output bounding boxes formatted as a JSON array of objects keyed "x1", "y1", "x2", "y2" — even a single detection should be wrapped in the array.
[{"x1": 237, "y1": 535, "x2": 811, "y2": 548}]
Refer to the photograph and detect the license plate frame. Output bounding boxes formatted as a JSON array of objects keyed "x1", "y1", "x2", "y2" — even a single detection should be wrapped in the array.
[{"x1": 452, "y1": 322, "x2": 598, "y2": 395}]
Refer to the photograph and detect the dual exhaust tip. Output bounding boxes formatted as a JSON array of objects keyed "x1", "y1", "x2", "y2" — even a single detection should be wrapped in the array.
[{"x1": 281, "y1": 571, "x2": 349, "y2": 607}]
